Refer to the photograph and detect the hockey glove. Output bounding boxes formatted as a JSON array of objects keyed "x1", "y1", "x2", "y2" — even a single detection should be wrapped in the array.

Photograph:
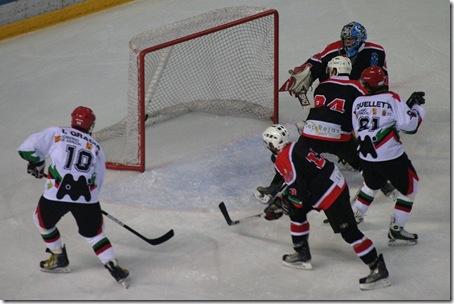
[
  {"x1": 27, "y1": 161, "x2": 45, "y2": 179},
  {"x1": 279, "y1": 63, "x2": 313, "y2": 106},
  {"x1": 406, "y1": 91, "x2": 425, "y2": 108},
  {"x1": 264, "y1": 201, "x2": 284, "y2": 221}
]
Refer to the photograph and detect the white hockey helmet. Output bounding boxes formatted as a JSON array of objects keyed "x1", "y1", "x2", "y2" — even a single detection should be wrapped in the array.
[
  {"x1": 262, "y1": 124, "x2": 290, "y2": 153},
  {"x1": 327, "y1": 56, "x2": 352, "y2": 76}
]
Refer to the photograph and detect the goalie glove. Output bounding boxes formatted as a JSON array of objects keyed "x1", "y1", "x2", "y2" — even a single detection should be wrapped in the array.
[
  {"x1": 27, "y1": 161, "x2": 45, "y2": 179},
  {"x1": 279, "y1": 63, "x2": 313, "y2": 106},
  {"x1": 406, "y1": 91, "x2": 425, "y2": 108}
]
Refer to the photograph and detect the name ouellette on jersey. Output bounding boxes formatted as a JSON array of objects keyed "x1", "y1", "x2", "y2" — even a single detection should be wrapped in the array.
[
  {"x1": 18, "y1": 127, "x2": 105, "y2": 203},
  {"x1": 352, "y1": 92, "x2": 425, "y2": 162},
  {"x1": 301, "y1": 75, "x2": 367, "y2": 142},
  {"x1": 274, "y1": 141, "x2": 346, "y2": 211},
  {"x1": 306, "y1": 40, "x2": 387, "y2": 82}
]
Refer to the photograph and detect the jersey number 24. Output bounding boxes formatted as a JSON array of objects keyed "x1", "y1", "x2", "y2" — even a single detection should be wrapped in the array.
[{"x1": 313, "y1": 95, "x2": 346, "y2": 113}]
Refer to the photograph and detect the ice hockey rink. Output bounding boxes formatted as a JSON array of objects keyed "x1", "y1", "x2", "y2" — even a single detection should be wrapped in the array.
[{"x1": 0, "y1": 0, "x2": 450, "y2": 301}]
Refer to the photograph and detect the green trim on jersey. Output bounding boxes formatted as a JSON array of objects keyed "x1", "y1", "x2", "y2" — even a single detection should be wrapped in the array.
[
  {"x1": 18, "y1": 150, "x2": 41, "y2": 163},
  {"x1": 374, "y1": 125, "x2": 399, "y2": 144},
  {"x1": 48, "y1": 165, "x2": 62, "y2": 182}
]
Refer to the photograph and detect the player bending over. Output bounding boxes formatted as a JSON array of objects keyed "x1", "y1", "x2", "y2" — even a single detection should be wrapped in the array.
[{"x1": 261, "y1": 124, "x2": 390, "y2": 290}]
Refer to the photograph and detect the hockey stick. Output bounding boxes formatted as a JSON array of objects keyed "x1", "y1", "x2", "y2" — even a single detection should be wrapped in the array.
[
  {"x1": 218, "y1": 202, "x2": 262, "y2": 226},
  {"x1": 219, "y1": 184, "x2": 289, "y2": 226},
  {"x1": 34, "y1": 173, "x2": 174, "y2": 245},
  {"x1": 101, "y1": 210, "x2": 174, "y2": 246}
]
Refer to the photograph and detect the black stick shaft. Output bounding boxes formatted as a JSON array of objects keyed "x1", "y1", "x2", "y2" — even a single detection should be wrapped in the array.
[
  {"x1": 101, "y1": 209, "x2": 174, "y2": 245},
  {"x1": 102, "y1": 210, "x2": 149, "y2": 243}
]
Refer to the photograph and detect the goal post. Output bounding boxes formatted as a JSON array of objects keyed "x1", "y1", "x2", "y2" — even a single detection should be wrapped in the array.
[{"x1": 94, "y1": 7, "x2": 279, "y2": 172}]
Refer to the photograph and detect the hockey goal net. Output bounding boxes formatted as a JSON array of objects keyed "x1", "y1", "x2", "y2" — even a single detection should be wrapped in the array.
[{"x1": 94, "y1": 6, "x2": 279, "y2": 172}]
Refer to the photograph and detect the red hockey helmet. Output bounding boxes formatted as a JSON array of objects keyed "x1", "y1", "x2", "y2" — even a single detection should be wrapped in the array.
[
  {"x1": 360, "y1": 66, "x2": 387, "y2": 89},
  {"x1": 71, "y1": 106, "x2": 96, "y2": 133}
]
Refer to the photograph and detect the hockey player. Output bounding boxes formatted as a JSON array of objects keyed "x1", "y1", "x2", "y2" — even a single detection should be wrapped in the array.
[
  {"x1": 351, "y1": 66, "x2": 425, "y2": 245},
  {"x1": 280, "y1": 21, "x2": 387, "y2": 106},
  {"x1": 256, "y1": 55, "x2": 392, "y2": 204},
  {"x1": 261, "y1": 124, "x2": 390, "y2": 290},
  {"x1": 297, "y1": 55, "x2": 365, "y2": 170},
  {"x1": 18, "y1": 106, "x2": 130, "y2": 288},
  {"x1": 258, "y1": 22, "x2": 391, "y2": 203}
]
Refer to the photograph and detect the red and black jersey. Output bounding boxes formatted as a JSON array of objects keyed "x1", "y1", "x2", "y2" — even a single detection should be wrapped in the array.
[
  {"x1": 303, "y1": 76, "x2": 367, "y2": 139},
  {"x1": 306, "y1": 40, "x2": 387, "y2": 82},
  {"x1": 274, "y1": 141, "x2": 346, "y2": 211}
]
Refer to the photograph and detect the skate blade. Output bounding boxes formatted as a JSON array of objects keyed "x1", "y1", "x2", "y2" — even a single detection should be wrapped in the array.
[
  {"x1": 118, "y1": 277, "x2": 130, "y2": 289},
  {"x1": 282, "y1": 260, "x2": 313, "y2": 270},
  {"x1": 360, "y1": 278, "x2": 391, "y2": 290},
  {"x1": 254, "y1": 191, "x2": 271, "y2": 204},
  {"x1": 388, "y1": 239, "x2": 417, "y2": 247},
  {"x1": 40, "y1": 266, "x2": 71, "y2": 273}
]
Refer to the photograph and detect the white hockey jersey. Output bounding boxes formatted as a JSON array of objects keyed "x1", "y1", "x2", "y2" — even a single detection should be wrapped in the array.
[
  {"x1": 352, "y1": 91, "x2": 425, "y2": 162},
  {"x1": 18, "y1": 127, "x2": 105, "y2": 203}
]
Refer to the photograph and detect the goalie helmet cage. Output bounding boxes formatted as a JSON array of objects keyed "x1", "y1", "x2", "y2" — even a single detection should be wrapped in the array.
[{"x1": 95, "y1": 7, "x2": 279, "y2": 172}]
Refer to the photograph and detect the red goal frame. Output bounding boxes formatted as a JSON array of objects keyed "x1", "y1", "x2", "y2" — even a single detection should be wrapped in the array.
[{"x1": 106, "y1": 9, "x2": 279, "y2": 172}]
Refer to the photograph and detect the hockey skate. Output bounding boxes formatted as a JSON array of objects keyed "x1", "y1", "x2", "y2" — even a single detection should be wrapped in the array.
[
  {"x1": 282, "y1": 240, "x2": 312, "y2": 270},
  {"x1": 359, "y1": 254, "x2": 391, "y2": 290},
  {"x1": 40, "y1": 245, "x2": 70, "y2": 273},
  {"x1": 105, "y1": 259, "x2": 130, "y2": 288},
  {"x1": 388, "y1": 224, "x2": 418, "y2": 246},
  {"x1": 255, "y1": 183, "x2": 280, "y2": 204}
]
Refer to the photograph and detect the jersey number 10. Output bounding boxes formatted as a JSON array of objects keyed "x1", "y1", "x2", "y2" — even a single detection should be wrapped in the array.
[{"x1": 64, "y1": 145, "x2": 93, "y2": 172}]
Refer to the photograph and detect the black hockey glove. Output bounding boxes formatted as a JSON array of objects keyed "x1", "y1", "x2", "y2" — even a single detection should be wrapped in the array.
[
  {"x1": 264, "y1": 194, "x2": 296, "y2": 221},
  {"x1": 264, "y1": 201, "x2": 284, "y2": 221},
  {"x1": 264, "y1": 194, "x2": 289, "y2": 220},
  {"x1": 27, "y1": 161, "x2": 45, "y2": 179},
  {"x1": 406, "y1": 91, "x2": 425, "y2": 108}
]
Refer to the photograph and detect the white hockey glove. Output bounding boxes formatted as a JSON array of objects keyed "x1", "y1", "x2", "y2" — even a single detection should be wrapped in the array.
[
  {"x1": 27, "y1": 160, "x2": 45, "y2": 179},
  {"x1": 279, "y1": 63, "x2": 313, "y2": 106}
]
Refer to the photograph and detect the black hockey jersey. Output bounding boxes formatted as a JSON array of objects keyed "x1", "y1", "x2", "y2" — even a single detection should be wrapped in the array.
[
  {"x1": 306, "y1": 40, "x2": 387, "y2": 82},
  {"x1": 301, "y1": 75, "x2": 367, "y2": 142},
  {"x1": 274, "y1": 141, "x2": 346, "y2": 211}
]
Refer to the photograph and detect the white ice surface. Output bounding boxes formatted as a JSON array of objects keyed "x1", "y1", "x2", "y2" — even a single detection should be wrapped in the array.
[{"x1": 0, "y1": 0, "x2": 450, "y2": 301}]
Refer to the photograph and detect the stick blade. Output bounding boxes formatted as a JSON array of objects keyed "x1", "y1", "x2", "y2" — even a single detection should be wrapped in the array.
[
  {"x1": 146, "y1": 229, "x2": 174, "y2": 245},
  {"x1": 218, "y1": 202, "x2": 238, "y2": 226}
]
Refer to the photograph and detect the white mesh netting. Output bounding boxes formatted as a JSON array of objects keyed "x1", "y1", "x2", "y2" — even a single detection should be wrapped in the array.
[{"x1": 94, "y1": 6, "x2": 277, "y2": 169}]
